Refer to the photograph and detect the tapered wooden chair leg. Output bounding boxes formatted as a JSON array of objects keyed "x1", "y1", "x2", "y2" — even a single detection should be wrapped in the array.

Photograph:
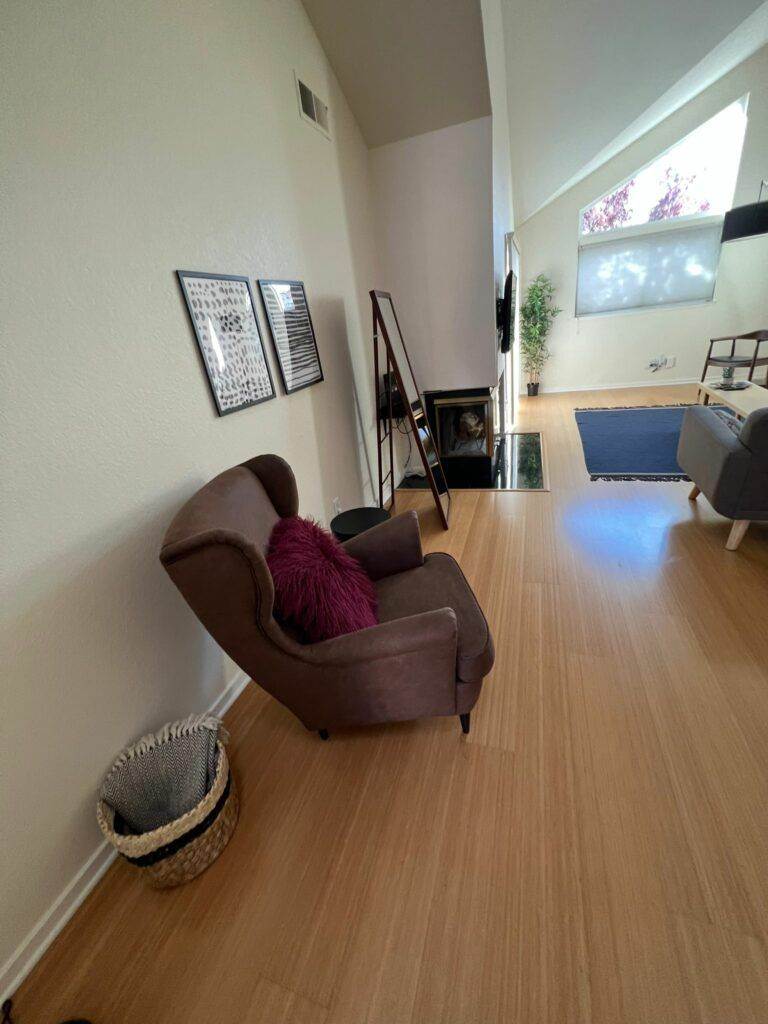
[
  {"x1": 726, "y1": 520, "x2": 750, "y2": 550},
  {"x1": 460, "y1": 713, "x2": 470, "y2": 734},
  {"x1": 688, "y1": 484, "x2": 701, "y2": 501}
]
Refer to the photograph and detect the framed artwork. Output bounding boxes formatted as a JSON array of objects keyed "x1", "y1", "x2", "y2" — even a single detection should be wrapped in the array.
[
  {"x1": 176, "y1": 271, "x2": 276, "y2": 416},
  {"x1": 258, "y1": 280, "x2": 324, "y2": 394}
]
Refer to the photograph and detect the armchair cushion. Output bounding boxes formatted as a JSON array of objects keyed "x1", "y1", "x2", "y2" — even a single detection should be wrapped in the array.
[
  {"x1": 267, "y1": 516, "x2": 377, "y2": 642},
  {"x1": 342, "y1": 510, "x2": 424, "y2": 580},
  {"x1": 712, "y1": 408, "x2": 743, "y2": 438},
  {"x1": 375, "y1": 552, "x2": 494, "y2": 683}
]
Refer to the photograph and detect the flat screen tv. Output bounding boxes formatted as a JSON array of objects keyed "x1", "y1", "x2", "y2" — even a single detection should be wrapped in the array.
[{"x1": 497, "y1": 270, "x2": 517, "y2": 353}]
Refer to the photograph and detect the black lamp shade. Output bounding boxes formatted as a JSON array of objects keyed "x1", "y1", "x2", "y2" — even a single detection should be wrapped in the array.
[{"x1": 721, "y1": 200, "x2": 768, "y2": 242}]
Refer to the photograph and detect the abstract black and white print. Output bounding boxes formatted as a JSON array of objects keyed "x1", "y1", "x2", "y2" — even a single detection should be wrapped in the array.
[
  {"x1": 258, "y1": 280, "x2": 323, "y2": 394},
  {"x1": 177, "y1": 271, "x2": 275, "y2": 415}
]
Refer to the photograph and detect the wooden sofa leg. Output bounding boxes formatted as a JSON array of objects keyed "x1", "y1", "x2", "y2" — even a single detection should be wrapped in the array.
[
  {"x1": 688, "y1": 484, "x2": 701, "y2": 501},
  {"x1": 459, "y1": 713, "x2": 470, "y2": 735},
  {"x1": 726, "y1": 520, "x2": 750, "y2": 551}
]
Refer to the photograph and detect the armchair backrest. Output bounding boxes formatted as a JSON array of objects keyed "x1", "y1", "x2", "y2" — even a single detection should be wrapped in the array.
[
  {"x1": 160, "y1": 454, "x2": 298, "y2": 655},
  {"x1": 740, "y1": 408, "x2": 768, "y2": 467}
]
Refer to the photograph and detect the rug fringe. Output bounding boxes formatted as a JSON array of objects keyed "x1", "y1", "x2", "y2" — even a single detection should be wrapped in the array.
[
  {"x1": 574, "y1": 403, "x2": 698, "y2": 411},
  {"x1": 589, "y1": 473, "x2": 690, "y2": 482}
]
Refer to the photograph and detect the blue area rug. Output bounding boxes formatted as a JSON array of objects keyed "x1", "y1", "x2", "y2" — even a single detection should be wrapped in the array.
[{"x1": 574, "y1": 404, "x2": 704, "y2": 481}]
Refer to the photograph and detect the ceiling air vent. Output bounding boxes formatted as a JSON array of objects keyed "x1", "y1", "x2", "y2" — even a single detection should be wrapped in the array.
[{"x1": 295, "y1": 74, "x2": 330, "y2": 139}]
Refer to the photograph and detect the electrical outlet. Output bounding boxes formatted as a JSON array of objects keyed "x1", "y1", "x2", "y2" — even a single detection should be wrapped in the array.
[
  {"x1": 331, "y1": 496, "x2": 342, "y2": 517},
  {"x1": 667, "y1": 355, "x2": 676, "y2": 368}
]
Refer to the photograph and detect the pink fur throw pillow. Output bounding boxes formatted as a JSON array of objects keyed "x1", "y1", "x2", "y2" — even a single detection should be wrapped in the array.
[{"x1": 266, "y1": 516, "x2": 378, "y2": 642}]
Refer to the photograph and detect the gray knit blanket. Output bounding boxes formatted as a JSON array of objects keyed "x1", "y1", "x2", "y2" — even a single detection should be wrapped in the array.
[{"x1": 100, "y1": 714, "x2": 224, "y2": 834}]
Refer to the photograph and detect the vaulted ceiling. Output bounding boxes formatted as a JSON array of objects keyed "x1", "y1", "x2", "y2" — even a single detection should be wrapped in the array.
[
  {"x1": 303, "y1": 0, "x2": 768, "y2": 222},
  {"x1": 301, "y1": 0, "x2": 491, "y2": 147},
  {"x1": 502, "y1": 0, "x2": 768, "y2": 223}
]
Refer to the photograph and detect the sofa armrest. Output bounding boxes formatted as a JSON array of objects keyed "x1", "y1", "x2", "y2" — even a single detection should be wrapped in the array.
[
  {"x1": 300, "y1": 607, "x2": 457, "y2": 668},
  {"x1": 342, "y1": 510, "x2": 424, "y2": 580},
  {"x1": 677, "y1": 406, "x2": 752, "y2": 517}
]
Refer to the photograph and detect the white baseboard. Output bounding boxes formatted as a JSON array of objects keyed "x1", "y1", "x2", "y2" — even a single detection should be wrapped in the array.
[
  {"x1": 0, "y1": 839, "x2": 117, "y2": 1004},
  {"x1": 207, "y1": 667, "x2": 250, "y2": 719},
  {"x1": 0, "y1": 667, "x2": 251, "y2": 1004},
  {"x1": 520, "y1": 376, "x2": 699, "y2": 395}
]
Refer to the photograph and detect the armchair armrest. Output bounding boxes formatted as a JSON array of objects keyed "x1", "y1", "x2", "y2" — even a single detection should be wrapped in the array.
[
  {"x1": 342, "y1": 510, "x2": 424, "y2": 580},
  {"x1": 300, "y1": 607, "x2": 457, "y2": 667},
  {"x1": 678, "y1": 406, "x2": 752, "y2": 517},
  {"x1": 291, "y1": 608, "x2": 459, "y2": 729}
]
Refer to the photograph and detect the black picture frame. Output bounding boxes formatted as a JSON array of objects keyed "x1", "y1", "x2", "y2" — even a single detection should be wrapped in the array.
[
  {"x1": 258, "y1": 280, "x2": 324, "y2": 394},
  {"x1": 176, "y1": 270, "x2": 276, "y2": 416}
]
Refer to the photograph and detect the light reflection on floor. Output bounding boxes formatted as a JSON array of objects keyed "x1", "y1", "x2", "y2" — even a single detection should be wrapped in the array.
[{"x1": 562, "y1": 491, "x2": 683, "y2": 570}]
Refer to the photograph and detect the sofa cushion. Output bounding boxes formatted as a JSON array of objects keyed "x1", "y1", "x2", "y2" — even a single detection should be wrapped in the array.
[
  {"x1": 712, "y1": 407, "x2": 743, "y2": 438},
  {"x1": 267, "y1": 516, "x2": 378, "y2": 642},
  {"x1": 375, "y1": 552, "x2": 494, "y2": 682}
]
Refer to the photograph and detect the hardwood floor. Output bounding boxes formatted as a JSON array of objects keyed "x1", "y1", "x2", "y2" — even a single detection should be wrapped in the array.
[{"x1": 14, "y1": 386, "x2": 768, "y2": 1023}]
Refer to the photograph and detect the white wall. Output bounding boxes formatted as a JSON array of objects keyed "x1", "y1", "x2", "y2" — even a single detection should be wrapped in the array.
[
  {"x1": 481, "y1": 0, "x2": 517, "y2": 420},
  {"x1": 481, "y1": 0, "x2": 516, "y2": 290},
  {"x1": 370, "y1": 118, "x2": 497, "y2": 392},
  {"x1": 0, "y1": 0, "x2": 380, "y2": 992},
  {"x1": 515, "y1": 45, "x2": 768, "y2": 393},
  {"x1": 499, "y1": 0, "x2": 765, "y2": 224}
]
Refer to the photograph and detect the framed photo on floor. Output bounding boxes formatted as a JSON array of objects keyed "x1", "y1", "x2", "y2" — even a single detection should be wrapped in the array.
[
  {"x1": 258, "y1": 280, "x2": 324, "y2": 394},
  {"x1": 176, "y1": 270, "x2": 276, "y2": 416}
]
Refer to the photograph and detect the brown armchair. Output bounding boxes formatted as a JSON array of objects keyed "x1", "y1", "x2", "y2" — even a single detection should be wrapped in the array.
[{"x1": 160, "y1": 455, "x2": 494, "y2": 738}]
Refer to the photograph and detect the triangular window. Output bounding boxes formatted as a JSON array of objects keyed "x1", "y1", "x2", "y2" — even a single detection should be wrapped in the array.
[
  {"x1": 581, "y1": 97, "x2": 748, "y2": 235},
  {"x1": 576, "y1": 96, "x2": 749, "y2": 316}
]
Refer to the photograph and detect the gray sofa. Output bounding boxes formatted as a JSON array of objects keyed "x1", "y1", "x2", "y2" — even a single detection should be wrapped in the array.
[{"x1": 677, "y1": 405, "x2": 768, "y2": 549}]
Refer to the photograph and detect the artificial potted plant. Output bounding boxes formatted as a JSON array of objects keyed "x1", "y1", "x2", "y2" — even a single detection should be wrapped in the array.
[{"x1": 520, "y1": 274, "x2": 561, "y2": 396}]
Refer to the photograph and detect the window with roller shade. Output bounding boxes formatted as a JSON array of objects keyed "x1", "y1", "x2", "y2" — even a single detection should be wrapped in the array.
[{"x1": 576, "y1": 96, "x2": 748, "y2": 316}]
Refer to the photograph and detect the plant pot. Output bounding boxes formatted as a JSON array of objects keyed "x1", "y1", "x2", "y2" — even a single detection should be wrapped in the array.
[{"x1": 527, "y1": 382, "x2": 540, "y2": 397}]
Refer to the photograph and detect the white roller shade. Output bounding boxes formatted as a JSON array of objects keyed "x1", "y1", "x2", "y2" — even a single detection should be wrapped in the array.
[{"x1": 576, "y1": 221, "x2": 722, "y2": 316}]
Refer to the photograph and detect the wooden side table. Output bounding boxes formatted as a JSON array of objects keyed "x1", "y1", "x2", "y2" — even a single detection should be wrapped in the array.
[{"x1": 697, "y1": 380, "x2": 768, "y2": 418}]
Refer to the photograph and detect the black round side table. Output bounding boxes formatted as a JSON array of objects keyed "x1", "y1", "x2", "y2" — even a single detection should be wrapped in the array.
[{"x1": 330, "y1": 506, "x2": 390, "y2": 541}]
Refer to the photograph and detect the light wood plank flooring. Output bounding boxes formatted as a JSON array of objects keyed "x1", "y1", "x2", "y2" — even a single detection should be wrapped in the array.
[{"x1": 15, "y1": 386, "x2": 768, "y2": 1023}]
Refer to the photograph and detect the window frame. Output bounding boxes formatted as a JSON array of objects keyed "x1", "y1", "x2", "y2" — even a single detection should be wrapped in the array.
[{"x1": 578, "y1": 210, "x2": 724, "y2": 249}]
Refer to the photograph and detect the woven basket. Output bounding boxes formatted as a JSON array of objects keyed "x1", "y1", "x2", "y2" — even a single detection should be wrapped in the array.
[{"x1": 97, "y1": 738, "x2": 238, "y2": 888}]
